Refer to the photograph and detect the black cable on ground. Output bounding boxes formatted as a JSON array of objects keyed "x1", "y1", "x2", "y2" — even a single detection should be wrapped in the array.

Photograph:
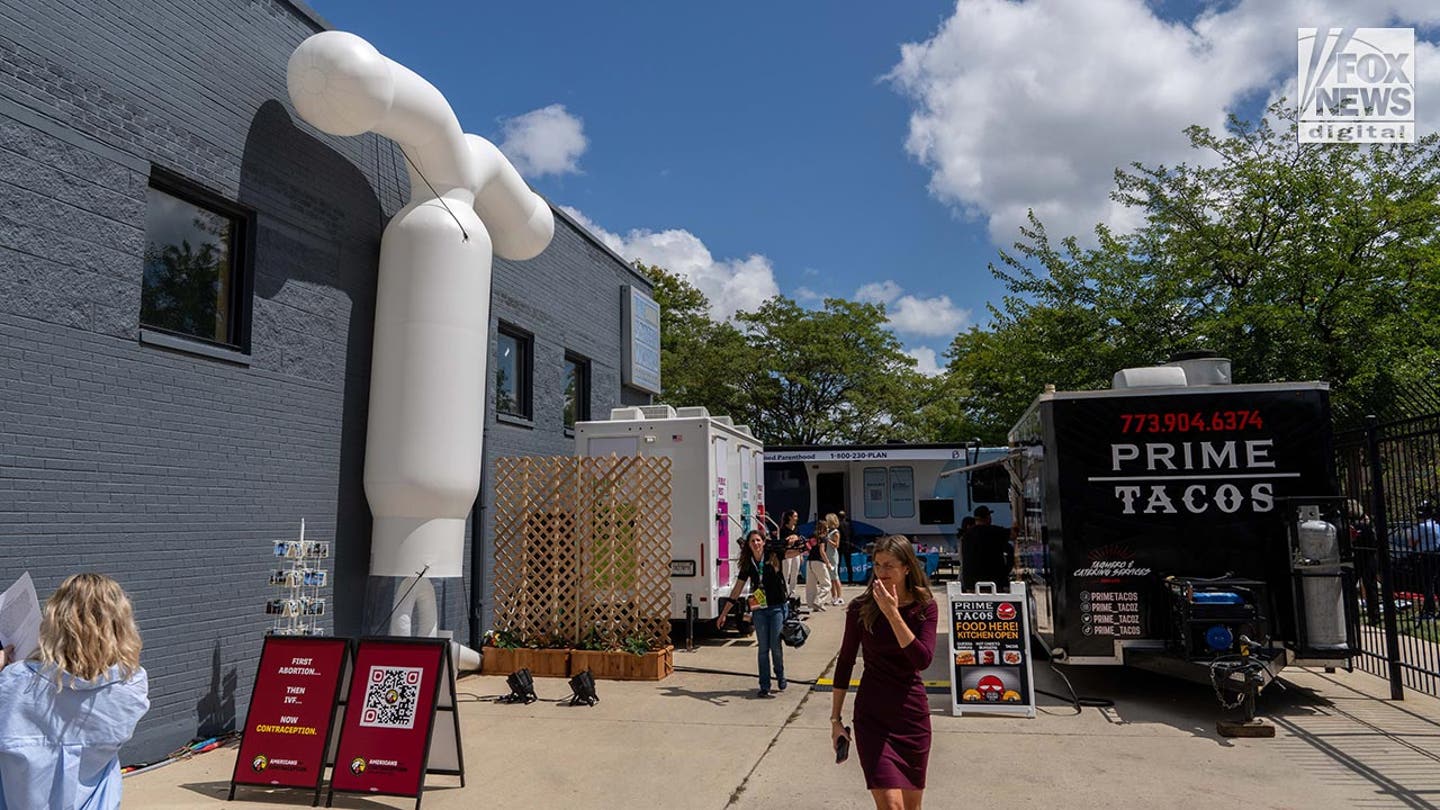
[{"x1": 1029, "y1": 633, "x2": 1115, "y2": 711}]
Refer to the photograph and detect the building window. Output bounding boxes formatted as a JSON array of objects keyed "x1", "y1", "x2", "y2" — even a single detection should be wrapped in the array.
[
  {"x1": 564, "y1": 353, "x2": 590, "y2": 430},
  {"x1": 863, "y1": 466, "x2": 888, "y2": 519},
  {"x1": 889, "y1": 466, "x2": 915, "y2": 519},
  {"x1": 495, "y1": 325, "x2": 532, "y2": 418},
  {"x1": 141, "y1": 172, "x2": 249, "y2": 348}
]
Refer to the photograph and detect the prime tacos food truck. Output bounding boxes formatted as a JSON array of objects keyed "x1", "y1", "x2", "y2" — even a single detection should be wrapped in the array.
[{"x1": 1008, "y1": 355, "x2": 1357, "y2": 718}]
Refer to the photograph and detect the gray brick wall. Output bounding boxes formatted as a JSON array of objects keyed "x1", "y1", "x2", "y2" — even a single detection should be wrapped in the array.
[
  {"x1": 0, "y1": 0, "x2": 650, "y2": 762},
  {"x1": 479, "y1": 219, "x2": 655, "y2": 628}
]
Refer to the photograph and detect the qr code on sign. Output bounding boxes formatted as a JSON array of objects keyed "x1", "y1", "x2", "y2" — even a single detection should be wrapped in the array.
[{"x1": 358, "y1": 666, "x2": 424, "y2": 729}]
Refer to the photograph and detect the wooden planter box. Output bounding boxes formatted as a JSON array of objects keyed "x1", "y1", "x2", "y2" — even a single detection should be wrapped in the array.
[
  {"x1": 569, "y1": 645, "x2": 674, "y2": 681},
  {"x1": 481, "y1": 647, "x2": 571, "y2": 678},
  {"x1": 530, "y1": 648, "x2": 572, "y2": 678}
]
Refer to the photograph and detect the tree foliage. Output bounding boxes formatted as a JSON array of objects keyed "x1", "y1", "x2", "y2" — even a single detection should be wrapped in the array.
[
  {"x1": 639, "y1": 263, "x2": 924, "y2": 445},
  {"x1": 736, "y1": 296, "x2": 919, "y2": 445},
  {"x1": 637, "y1": 261, "x2": 757, "y2": 422},
  {"x1": 948, "y1": 102, "x2": 1440, "y2": 440}
]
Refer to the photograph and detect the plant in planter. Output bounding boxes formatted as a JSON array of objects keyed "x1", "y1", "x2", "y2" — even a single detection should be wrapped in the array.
[
  {"x1": 570, "y1": 633, "x2": 674, "y2": 680},
  {"x1": 524, "y1": 632, "x2": 572, "y2": 678},
  {"x1": 480, "y1": 629, "x2": 528, "y2": 675},
  {"x1": 621, "y1": 634, "x2": 650, "y2": 656}
]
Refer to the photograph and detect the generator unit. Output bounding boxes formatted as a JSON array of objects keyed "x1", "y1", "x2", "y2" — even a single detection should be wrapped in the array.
[{"x1": 1165, "y1": 577, "x2": 1270, "y2": 661}]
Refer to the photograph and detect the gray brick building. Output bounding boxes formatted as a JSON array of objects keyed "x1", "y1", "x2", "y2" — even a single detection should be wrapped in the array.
[{"x1": 0, "y1": 0, "x2": 651, "y2": 760}]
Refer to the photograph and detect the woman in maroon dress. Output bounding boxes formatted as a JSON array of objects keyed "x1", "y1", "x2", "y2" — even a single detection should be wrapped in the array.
[{"x1": 830, "y1": 535, "x2": 938, "y2": 810}]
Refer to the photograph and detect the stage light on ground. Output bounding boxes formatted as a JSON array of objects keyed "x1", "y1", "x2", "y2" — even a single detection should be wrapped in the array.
[
  {"x1": 568, "y1": 669, "x2": 599, "y2": 706},
  {"x1": 503, "y1": 668, "x2": 537, "y2": 704}
]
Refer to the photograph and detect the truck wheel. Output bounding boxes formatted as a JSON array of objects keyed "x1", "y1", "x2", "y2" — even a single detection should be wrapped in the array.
[{"x1": 738, "y1": 620, "x2": 754, "y2": 637}]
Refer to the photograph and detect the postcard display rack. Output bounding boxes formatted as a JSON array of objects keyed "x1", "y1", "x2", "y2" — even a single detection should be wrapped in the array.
[{"x1": 267, "y1": 520, "x2": 330, "y2": 636}]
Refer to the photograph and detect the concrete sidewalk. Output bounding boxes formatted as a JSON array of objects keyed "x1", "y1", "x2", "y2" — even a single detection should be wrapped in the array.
[{"x1": 126, "y1": 587, "x2": 1440, "y2": 808}]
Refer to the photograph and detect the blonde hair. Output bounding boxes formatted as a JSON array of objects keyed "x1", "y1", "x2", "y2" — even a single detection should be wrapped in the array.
[
  {"x1": 37, "y1": 573, "x2": 142, "y2": 683},
  {"x1": 823, "y1": 513, "x2": 839, "y2": 533},
  {"x1": 852, "y1": 535, "x2": 934, "y2": 632}
]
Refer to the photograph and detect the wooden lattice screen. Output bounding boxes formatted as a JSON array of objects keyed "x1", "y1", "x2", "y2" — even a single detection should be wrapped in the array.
[{"x1": 491, "y1": 455, "x2": 673, "y2": 649}]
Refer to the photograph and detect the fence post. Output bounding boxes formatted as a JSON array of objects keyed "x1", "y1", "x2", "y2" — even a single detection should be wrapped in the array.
[{"x1": 1367, "y1": 414, "x2": 1405, "y2": 700}]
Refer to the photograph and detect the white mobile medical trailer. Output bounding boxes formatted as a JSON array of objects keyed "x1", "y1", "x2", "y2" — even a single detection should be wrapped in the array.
[{"x1": 575, "y1": 405, "x2": 765, "y2": 621}]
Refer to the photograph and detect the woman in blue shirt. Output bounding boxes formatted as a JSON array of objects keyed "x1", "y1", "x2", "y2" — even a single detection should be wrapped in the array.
[{"x1": 0, "y1": 573, "x2": 150, "y2": 810}]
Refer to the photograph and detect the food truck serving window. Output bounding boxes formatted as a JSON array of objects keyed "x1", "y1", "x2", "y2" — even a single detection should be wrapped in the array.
[
  {"x1": 970, "y1": 465, "x2": 1008, "y2": 504},
  {"x1": 889, "y1": 466, "x2": 915, "y2": 518},
  {"x1": 864, "y1": 467, "x2": 888, "y2": 518}
]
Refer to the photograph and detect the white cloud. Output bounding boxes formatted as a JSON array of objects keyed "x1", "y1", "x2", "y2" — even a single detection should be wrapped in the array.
[
  {"x1": 890, "y1": 0, "x2": 1440, "y2": 244},
  {"x1": 890, "y1": 294, "x2": 970, "y2": 337},
  {"x1": 855, "y1": 280, "x2": 903, "y2": 305},
  {"x1": 560, "y1": 206, "x2": 780, "y2": 321},
  {"x1": 558, "y1": 207, "x2": 625, "y2": 254},
  {"x1": 498, "y1": 104, "x2": 587, "y2": 177},
  {"x1": 794, "y1": 286, "x2": 824, "y2": 304},
  {"x1": 906, "y1": 346, "x2": 945, "y2": 377},
  {"x1": 853, "y1": 279, "x2": 970, "y2": 337}
]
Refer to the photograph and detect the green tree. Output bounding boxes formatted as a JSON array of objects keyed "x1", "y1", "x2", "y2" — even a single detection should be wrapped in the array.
[
  {"x1": 948, "y1": 101, "x2": 1440, "y2": 437},
  {"x1": 737, "y1": 296, "x2": 919, "y2": 445},
  {"x1": 637, "y1": 262, "x2": 757, "y2": 419}
]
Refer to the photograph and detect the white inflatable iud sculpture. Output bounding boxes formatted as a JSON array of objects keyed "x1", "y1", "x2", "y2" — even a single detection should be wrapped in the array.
[{"x1": 287, "y1": 32, "x2": 554, "y2": 669}]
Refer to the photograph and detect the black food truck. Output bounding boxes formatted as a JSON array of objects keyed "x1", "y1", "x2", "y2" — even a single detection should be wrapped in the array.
[{"x1": 1008, "y1": 356, "x2": 1356, "y2": 720}]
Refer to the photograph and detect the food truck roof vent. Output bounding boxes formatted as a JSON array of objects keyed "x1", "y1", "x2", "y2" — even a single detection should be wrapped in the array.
[
  {"x1": 675, "y1": 406, "x2": 711, "y2": 418},
  {"x1": 609, "y1": 407, "x2": 645, "y2": 420},
  {"x1": 714, "y1": 415, "x2": 735, "y2": 426},
  {"x1": 1112, "y1": 354, "x2": 1233, "y2": 389},
  {"x1": 640, "y1": 404, "x2": 678, "y2": 419},
  {"x1": 1166, "y1": 354, "x2": 1232, "y2": 386},
  {"x1": 1112, "y1": 366, "x2": 1188, "y2": 389}
]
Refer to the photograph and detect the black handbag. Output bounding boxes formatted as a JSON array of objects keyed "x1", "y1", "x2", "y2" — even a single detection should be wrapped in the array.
[{"x1": 780, "y1": 614, "x2": 810, "y2": 648}]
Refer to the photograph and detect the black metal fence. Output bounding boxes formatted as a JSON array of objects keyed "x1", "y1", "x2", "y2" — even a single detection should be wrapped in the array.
[{"x1": 1336, "y1": 410, "x2": 1440, "y2": 699}]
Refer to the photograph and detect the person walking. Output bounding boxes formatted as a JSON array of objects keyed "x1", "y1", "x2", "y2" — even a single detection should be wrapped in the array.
[
  {"x1": 828, "y1": 514, "x2": 846, "y2": 606},
  {"x1": 806, "y1": 514, "x2": 837, "y2": 612},
  {"x1": 830, "y1": 535, "x2": 938, "y2": 810},
  {"x1": 837, "y1": 510, "x2": 855, "y2": 586},
  {"x1": 1405, "y1": 502, "x2": 1440, "y2": 619},
  {"x1": 718, "y1": 530, "x2": 791, "y2": 697},
  {"x1": 778, "y1": 509, "x2": 805, "y2": 598},
  {"x1": 0, "y1": 573, "x2": 150, "y2": 810},
  {"x1": 961, "y1": 505, "x2": 1013, "y2": 591}
]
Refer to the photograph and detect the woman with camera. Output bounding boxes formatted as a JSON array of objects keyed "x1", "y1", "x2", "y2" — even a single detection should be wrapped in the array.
[
  {"x1": 719, "y1": 529, "x2": 797, "y2": 697},
  {"x1": 830, "y1": 535, "x2": 938, "y2": 810},
  {"x1": 775, "y1": 509, "x2": 805, "y2": 598},
  {"x1": 0, "y1": 573, "x2": 150, "y2": 810}
]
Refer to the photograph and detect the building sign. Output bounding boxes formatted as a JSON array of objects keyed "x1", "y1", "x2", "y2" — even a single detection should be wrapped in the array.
[
  {"x1": 765, "y1": 447, "x2": 966, "y2": 463},
  {"x1": 948, "y1": 582, "x2": 1035, "y2": 718},
  {"x1": 327, "y1": 638, "x2": 463, "y2": 808},
  {"x1": 622, "y1": 285, "x2": 662, "y2": 394},
  {"x1": 1299, "y1": 27, "x2": 1415, "y2": 143},
  {"x1": 229, "y1": 636, "x2": 350, "y2": 804}
]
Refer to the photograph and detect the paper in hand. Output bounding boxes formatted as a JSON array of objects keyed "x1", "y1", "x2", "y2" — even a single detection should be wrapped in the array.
[{"x1": 0, "y1": 573, "x2": 42, "y2": 662}]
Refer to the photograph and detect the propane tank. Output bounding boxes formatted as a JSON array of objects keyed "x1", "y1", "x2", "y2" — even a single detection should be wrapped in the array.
[{"x1": 1296, "y1": 505, "x2": 1347, "y2": 649}]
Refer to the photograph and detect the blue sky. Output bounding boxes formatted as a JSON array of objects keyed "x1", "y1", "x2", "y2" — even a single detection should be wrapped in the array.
[{"x1": 307, "y1": 1, "x2": 1440, "y2": 374}]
